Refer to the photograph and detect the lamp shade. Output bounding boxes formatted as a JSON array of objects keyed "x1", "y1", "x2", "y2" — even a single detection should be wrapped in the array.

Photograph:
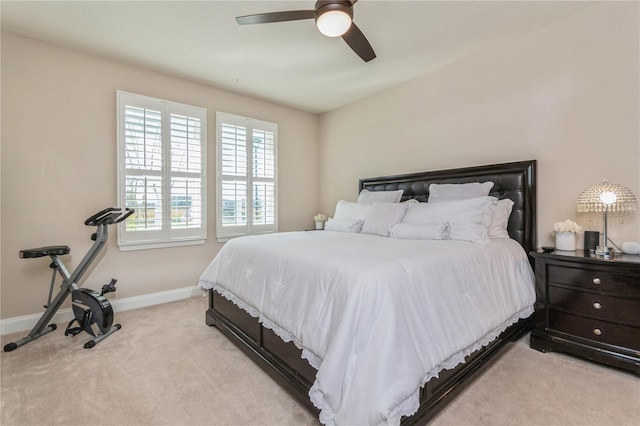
[{"x1": 576, "y1": 181, "x2": 637, "y2": 214}]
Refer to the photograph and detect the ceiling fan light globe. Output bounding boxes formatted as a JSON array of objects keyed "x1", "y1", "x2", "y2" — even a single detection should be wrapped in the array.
[{"x1": 316, "y1": 10, "x2": 352, "y2": 37}]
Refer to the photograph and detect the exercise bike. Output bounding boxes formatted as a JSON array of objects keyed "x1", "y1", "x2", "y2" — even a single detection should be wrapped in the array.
[{"x1": 3, "y1": 207, "x2": 135, "y2": 352}]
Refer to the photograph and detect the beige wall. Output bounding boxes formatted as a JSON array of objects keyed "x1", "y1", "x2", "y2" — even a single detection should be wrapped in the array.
[
  {"x1": 1, "y1": 33, "x2": 319, "y2": 319},
  {"x1": 318, "y1": 2, "x2": 639, "y2": 248}
]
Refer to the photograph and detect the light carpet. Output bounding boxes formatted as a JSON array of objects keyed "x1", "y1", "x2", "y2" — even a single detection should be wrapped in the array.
[{"x1": 1, "y1": 296, "x2": 638, "y2": 425}]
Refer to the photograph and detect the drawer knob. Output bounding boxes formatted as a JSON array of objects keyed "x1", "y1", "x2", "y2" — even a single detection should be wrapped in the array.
[
  {"x1": 593, "y1": 302, "x2": 602, "y2": 310},
  {"x1": 593, "y1": 328, "x2": 602, "y2": 336},
  {"x1": 592, "y1": 277, "x2": 601, "y2": 285}
]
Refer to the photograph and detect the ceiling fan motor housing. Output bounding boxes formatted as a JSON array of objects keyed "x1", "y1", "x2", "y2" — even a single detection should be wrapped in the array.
[{"x1": 314, "y1": 1, "x2": 353, "y2": 23}]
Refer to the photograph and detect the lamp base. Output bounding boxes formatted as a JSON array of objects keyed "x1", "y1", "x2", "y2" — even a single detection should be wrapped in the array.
[{"x1": 593, "y1": 245, "x2": 615, "y2": 259}]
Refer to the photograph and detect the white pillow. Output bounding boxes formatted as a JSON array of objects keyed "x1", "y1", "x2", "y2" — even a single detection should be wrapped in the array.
[
  {"x1": 361, "y1": 203, "x2": 408, "y2": 237},
  {"x1": 357, "y1": 189, "x2": 404, "y2": 205},
  {"x1": 428, "y1": 182, "x2": 494, "y2": 203},
  {"x1": 333, "y1": 200, "x2": 371, "y2": 222},
  {"x1": 325, "y1": 218, "x2": 364, "y2": 233},
  {"x1": 390, "y1": 222, "x2": 451, "y2": 240},
  {"x1": 402, "y1": 196, "x2": 497, "y2": 244},
  {"x1": 488, "y1": 198, "x2": 514, "y2": 239}
]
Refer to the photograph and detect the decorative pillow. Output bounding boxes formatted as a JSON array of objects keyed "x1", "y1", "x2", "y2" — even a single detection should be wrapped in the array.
[
  {"x1": 390, "y1": 222, "x2": 451, "y2": 240},
  {"x1": 488, "y1": 198, "x2": 514, "y2": 239},
  {"x1": 428, "y1": 182, "x2": 494, "y2": 203},
  {"x1": 333, "y1": 200, "x2": 371, "y2": 222},
  {"x1": 361, "y1": 203, "x2": 408, "y2": 237},
  {"x1": 402, "y1": 196, "x2": 497, "y2": 244},
  {"x1": 357, "y1": 189, "x2": 404, "y2": 205},
  {"x1": 324, "y1": 218, "x2": 364, "y2": 233}
]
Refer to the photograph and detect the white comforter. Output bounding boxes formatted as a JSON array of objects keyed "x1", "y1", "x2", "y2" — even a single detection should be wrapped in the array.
[{"x1": 199, "y1": 231, "x2": 535, "y2": 425}]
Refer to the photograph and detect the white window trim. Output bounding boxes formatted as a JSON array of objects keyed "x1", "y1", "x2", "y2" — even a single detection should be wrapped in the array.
[
  {"x1": 216, "y1": 112, "x2": 278, "y2": 242},
  {"x1": 117, "y1": 91, "x2": 207, "y2": 251}
]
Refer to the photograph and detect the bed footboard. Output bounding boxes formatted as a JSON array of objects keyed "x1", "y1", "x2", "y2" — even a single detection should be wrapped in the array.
[
  {"x1": 207, "y1": 289, "x2": 532, "y2": 424},
  {"x1": 206, "y1": 292, "x2": 319, "y2": 413}
]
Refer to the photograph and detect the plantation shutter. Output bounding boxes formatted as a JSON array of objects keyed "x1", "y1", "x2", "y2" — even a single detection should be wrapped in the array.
[
  {"x1": 169, "y1": 112, "x2": 204, "y2": 231},
  {"x1": 123, "y1": 103, "x2": 163, "y2": 233},
  {"x1": 117, "y1": 91, "x2": 206, "y2": 250},
  {"x1": 216, "y1": 112, "x2": 277, "y2": 241}
]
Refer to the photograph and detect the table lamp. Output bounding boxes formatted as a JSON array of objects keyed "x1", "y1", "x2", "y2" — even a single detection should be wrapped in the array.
[{"x1": 576, "y1": 181, "x2": 637, "y2": 259}]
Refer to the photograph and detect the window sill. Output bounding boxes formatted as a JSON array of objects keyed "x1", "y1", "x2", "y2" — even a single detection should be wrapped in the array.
[{"x1": 118, "y1": 238, "x2": 206, "y2": 251}]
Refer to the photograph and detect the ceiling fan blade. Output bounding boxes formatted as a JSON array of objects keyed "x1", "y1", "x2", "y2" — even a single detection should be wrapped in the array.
[
  {"x1": 236, "y1": 10, "x2": 315, "y2": 25},
  {"x1": 341, "y1": 22, "x2": 376, "y2": 62}
]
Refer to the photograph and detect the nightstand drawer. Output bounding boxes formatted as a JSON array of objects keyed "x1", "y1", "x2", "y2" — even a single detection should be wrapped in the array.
[
  {"x1": 548, "y1": 265, "x2": 640, "y2": 296},
  {"x1": 548, "y1": 287, "x2": 640, "y2": 327},
  {"x1": 549, "y1": 309, "x2": 640, "y2": 351}
]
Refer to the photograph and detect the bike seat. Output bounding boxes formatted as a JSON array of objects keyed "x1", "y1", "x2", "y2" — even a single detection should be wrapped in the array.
[{"x1": 20, "y1": 245, "x2": 70, "y2": 259}]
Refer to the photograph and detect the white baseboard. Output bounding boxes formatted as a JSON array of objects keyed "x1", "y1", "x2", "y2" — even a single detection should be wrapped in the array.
[{"x1": 0, "y1": 286, "x2": 203, "y2": 336}]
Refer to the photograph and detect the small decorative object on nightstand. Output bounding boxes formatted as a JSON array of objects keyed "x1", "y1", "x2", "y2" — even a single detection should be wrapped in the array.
[
  {"x1": 621, "y1": 241, "x2": 640, "y2": 255},
  {"x1": 552, "y1": 220, "x2": 582, "y2": 251},
  {"x1": 313, "y1": 213, "x2": 327, "y2": 230},
  {"x1": 583, "y1": 230, "x2": 600, "y2": 253},
  {"x1": 530, "y1": 250, "x2": 640, "y2": 375}
]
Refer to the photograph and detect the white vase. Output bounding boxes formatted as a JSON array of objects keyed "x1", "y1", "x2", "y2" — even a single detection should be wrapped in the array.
[
  {"x1": 315, "y1": 221, "x2": 324, "y2": 230},
  {"x1": 555, "y1": 231, "x2": 576, "y2": 251}
]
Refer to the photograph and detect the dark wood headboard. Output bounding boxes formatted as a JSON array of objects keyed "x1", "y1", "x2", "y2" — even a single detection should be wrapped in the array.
[{"x1": 359, "y1": 160, "x2": 537, "y2": 254}]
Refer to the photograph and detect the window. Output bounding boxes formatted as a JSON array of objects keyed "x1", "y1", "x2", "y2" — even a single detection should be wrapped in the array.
[
  {"x1": 117, "y1": 91, "x2": 206, "y2": 250},
  {"x1": 216, "y1": 112, "x2": 277, "y2": 241}
]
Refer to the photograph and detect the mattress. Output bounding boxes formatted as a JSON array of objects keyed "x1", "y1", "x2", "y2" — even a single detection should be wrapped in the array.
[{"x1": 199, "y1": 231, "x2": 535, "y2": 425}]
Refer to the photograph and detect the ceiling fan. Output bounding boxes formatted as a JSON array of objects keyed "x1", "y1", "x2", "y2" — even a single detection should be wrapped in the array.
[{"x1": 236, "y1": 0, "x2": 376, "y2": 62}]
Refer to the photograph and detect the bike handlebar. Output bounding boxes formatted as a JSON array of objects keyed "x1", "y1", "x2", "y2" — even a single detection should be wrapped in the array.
[{"x1": 84, "y1": 208, "x2": 135, "y2": 226}]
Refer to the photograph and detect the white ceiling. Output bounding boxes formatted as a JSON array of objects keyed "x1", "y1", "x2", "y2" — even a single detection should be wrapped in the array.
[{"x1": 1, "y1": 0, "x2": 593, "y2": 114}]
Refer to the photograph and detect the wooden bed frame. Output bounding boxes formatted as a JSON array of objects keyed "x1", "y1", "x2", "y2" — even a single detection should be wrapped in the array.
[{"x1": 206, "y1": 160, "x2": 537, "y2": 424}]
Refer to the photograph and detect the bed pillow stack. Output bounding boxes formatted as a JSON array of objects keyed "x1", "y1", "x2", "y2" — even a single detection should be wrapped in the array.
[
  {"x1": 357, "y1": 190, "x2": 406, "y2": 236},
  {"x1": 326, "y1": 190, "x2": 405, "y2": 235},
  {"x1": 429, "y1": 181, "x2": 513, "y2": 239},
  {"x1": 389, "y1": 182, "x2": 505, "y2": 243},
  {"x1": 425, "y1": 182, "x2": 499, "y2": 243},
  {"x1": 430, "y1": 181, "x2": 514, "y2": 239},
  {"x1": 325, "y1": 184, "x2": 514, "y2": 243},
  {"x1": 397, "y1": 196, "x2": 497, "y2": 244},
  {"x1": 324, "y1": 200, "x2": 371, "y2": 233},
  {"x1": 360, "y1": 202, "x2": 408, "y2": 237}
]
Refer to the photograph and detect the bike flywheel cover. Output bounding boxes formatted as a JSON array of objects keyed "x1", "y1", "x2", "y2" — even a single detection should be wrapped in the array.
[{"x1": 71, "y1": 289, "x2": 114, "y2": 336}]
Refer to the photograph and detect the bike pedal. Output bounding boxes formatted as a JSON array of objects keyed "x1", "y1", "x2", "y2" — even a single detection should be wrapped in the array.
[{"x1": 65, "y1": 327, "x2": 83, "y2": 337}]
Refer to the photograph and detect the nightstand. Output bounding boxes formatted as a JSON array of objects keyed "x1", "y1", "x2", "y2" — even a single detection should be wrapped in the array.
[{"x1": 529, "y1": 250, "x2": 640, "y2": 374}]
